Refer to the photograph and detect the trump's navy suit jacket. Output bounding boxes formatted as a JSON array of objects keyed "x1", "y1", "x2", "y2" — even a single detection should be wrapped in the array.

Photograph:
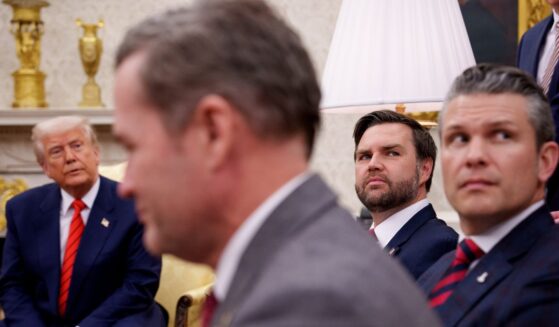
[
  {"x1": 517, "y1": 15, "x2": 559, "y2": 211},
  {"x1": 0, "y1": 176, "x2": 164, "y2": 327},
  {"x1": 418, "y1": 206, "x2": 559, "y2": 326},
  {"x1": 385, "y1": 204, "x2": 457, "y2": 279}
]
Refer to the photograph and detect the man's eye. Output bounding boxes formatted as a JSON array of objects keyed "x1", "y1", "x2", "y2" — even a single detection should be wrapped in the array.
[
  {"x1": 387, "y1": 151, "x2": 399, "y2": 157},
  {"x1": 50, "y1": 148, "x2": 63, "y2": 157},
  {"x1": 448, "y1": 133, "x2": 468, "y2": 145},
  {"x1": 358, "y1": 154, "x2": 371, "y2": 161},
  {"x1": 495, "y1": 131, "x2": 511, "y2": 140}
]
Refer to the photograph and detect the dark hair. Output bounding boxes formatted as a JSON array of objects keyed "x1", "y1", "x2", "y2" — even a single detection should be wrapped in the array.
[
  {"x1": 442, "y1": 63, "x2": 555, "y2": 148},
  {"x1": 115, "y1": 0, "x2": 321, "y2": 157},
  {"x1": 353, "y1": 110, "x2": 437, "y2": 192}
]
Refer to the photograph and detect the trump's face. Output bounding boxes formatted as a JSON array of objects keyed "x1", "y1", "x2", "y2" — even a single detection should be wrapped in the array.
[
  {"x1": 113, "y1": 52, "x2": 212, "y2": 259},
  {"x1": 41, "y1": 127, "x2": 99, "y2": 198},
  {"x1": 441, "y1": 93, "x2": 550, "y2": 234}
]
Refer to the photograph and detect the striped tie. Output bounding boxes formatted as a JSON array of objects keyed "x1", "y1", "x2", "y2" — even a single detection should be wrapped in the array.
[
  {"x1": 541, "y1": 22, "x2": 559, "y2": 95},
  {"x1": 428, "y1": 239, "x2": 484, "y2": 308},
  {"x1": 58, "y1": 199, "x2": 86, "y2": 316}
]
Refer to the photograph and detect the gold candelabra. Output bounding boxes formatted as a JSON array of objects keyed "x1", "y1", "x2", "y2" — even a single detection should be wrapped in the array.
[
  {"x1": 76, "y1": 18, "x2": 105, "y2": 107},
  {"x1": 3, "y1": 0, "x2": 49, "y2": 108}
]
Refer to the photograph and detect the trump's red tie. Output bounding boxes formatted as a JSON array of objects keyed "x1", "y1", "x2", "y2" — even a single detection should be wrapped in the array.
[
  {"x1": 428, "y1": 238, "x2": 484, "y2": 308},
  {"x1": 58, "y1": 199, "x2": 86, "y2": 316}
]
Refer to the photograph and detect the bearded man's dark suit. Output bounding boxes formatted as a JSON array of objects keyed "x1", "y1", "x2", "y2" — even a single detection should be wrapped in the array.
[{"x1": 384, "y1": 204, "x2": 458, "y2": 279}]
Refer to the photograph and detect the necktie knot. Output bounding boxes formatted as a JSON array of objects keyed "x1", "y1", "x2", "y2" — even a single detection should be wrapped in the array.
[
  {"x1": 368, "y1": 227, "x2": 378, "y2": 241},
  {"x1": 454, "y1": 238, "x2": 484, "y2": 266},
  {"x1": 72, "y1": 199, "x2": 86, "y2": 212},
  {"x1": 428, "y1": 238, "x2": 484, "y2": 308}
]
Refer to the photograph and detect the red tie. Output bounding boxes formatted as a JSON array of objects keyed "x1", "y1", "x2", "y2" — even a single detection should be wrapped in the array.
[
  {"x1": 368, "y1": 228, "x2": 378, "y2": 241},
  {"x1": 58, "y1": 199, "x2": 86, "y2": 316},
  {"x1": 428, "y1": 239, "x2": 484, "y2": 308},
  {"x1": 202, "y1": 291, "x2": 218, "y2": 327}
]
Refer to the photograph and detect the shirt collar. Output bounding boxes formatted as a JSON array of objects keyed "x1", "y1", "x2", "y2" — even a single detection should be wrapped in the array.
[
  {"x1": 553, "y1": 9, "x2": 559, "y2": 25},
  {"x1": 463, "y1": 200, "x2": 545, "y2": 254},
  {"x1": 213, "y1": 172, "x2": 311, "y2": 301},
  {"x1": 371, "y1": 198, "x2": 430, "y2": 248},
  {"x1": 60, "y1": 176, "x2": 100, "y2": 215}
]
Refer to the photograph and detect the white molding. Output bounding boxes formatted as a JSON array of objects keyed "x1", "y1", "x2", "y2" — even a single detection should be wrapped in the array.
[{"x1": 0, "y1": 108, "x2": 114, "y2": 126}]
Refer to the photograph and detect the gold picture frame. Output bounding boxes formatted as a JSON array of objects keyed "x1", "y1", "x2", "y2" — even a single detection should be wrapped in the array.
[{"x1": 519, "y1": 0, "x2": 552, "y2": 41}]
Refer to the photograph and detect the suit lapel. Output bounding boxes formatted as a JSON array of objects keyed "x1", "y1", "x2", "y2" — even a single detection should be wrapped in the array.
[
  {"x1": 65, "y1": 177, "x2": 116, "y2": 312},
  {"x1": 35, "y1": 184, "x2": 63, "y2": 313},
  {"x1": 384, "y1": 204, "x2": 436, "y2": 256},
  {"x1": 437, "y1": 207, "x2": 553, "y2": 326},
  {"x1": 437, "y1": 252, "x2": 512, "y2": 326},
  {"x1": 213, "y1": 174, "x2": 337, "y2": 326}
]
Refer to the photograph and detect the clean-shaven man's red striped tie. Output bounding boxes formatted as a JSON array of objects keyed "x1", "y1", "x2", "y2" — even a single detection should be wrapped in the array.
[
  {"x1": 428, "y1": 238, "x2": 484, "y2": 308},
  {"x1": 58, "y1": 199, "x2": 86, "y2": 316}
]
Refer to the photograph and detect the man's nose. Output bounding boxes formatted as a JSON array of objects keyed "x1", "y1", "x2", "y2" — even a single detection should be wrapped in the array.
[
  {"x1": 367, "y1": 153, "x2": 384, "y2": 171},
  {"x1": 465, "y1": 137, "x2": 488, "y2": 168},
  {"x1": 64, "y1": 147, "x2": 77, "y2": 163}
]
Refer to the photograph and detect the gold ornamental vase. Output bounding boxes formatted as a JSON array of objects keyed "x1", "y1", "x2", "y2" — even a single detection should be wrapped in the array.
[
  {"x1": 3, "y1": 0, "x2": 49, "y2": 108},
  {"x1": 76, "y1": 18, "x2": 105, "y2": 108}
]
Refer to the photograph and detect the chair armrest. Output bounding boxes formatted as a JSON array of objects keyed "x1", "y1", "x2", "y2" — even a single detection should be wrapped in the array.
[{"x1": 175, "y1": 283, "x2": 213, "y2": 327}]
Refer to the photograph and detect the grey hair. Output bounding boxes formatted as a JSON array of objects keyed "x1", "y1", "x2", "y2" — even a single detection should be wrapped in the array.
[
  {"x1": 115, "y1": 0, "x2": 321, "y2": 158},
  {"x1": 440, "y1": 63, "x2": 555, "y2": 148},
  {"x1": 31, "y1": 116, "x2": 99, "y2": 165}
]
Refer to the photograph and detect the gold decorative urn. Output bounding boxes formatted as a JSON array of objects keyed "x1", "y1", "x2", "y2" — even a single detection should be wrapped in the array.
[
  {"x1": 76, "y1": 18, "x2": 105, "y2": 107},
  {"x1": 3, "y1": 0, "x2": 49, "y2": 108}
]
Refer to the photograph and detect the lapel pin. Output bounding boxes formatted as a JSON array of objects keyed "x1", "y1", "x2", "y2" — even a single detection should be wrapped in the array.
[
  {"x1": 101, "y1": 218, "x2": 110, "y2": 228},
  {"x1": 476, "y1": 272, "x2": 488, "y2": 284}
]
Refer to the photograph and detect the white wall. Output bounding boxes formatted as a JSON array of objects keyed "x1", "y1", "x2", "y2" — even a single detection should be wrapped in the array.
[
  {"x1": 0, "y1": 0, "x2": 341, "y2": 108},
  {"x1": 0, "y1": 0, "x2": 459, "y2": 229}
]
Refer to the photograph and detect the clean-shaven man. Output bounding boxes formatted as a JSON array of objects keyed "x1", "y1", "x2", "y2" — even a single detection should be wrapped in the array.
[{"x1": 420, "y1": 64, "x2": 559, "y2": 326}]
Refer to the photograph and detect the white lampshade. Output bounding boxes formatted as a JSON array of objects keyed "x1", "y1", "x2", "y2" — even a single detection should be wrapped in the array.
[{"x1": 321, "y1": 0, "x2": 475, "y2": 112}]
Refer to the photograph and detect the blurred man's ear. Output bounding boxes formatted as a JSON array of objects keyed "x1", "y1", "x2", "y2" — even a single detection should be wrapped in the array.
[{"x1": 190, "y1": 94, "x2": 238, "y2": 171}]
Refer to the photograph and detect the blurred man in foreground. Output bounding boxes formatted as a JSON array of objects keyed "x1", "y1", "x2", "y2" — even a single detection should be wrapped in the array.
[{"x1": 113, "y1": 0, "x2": 440, "y2": 326}]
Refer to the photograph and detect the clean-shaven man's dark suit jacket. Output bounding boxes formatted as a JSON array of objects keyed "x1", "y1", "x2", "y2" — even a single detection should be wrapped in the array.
[
  {"x1": 418, "y1": 206, "x2": 559, "y2": 326},
  {"x1": 385, "y1": 204, "x2": 457, "y2": 280},
  {"x1": 210, "y1": 174, "x2": 440, "y2": 327},
  {"x1": 517, "y1": 16, "x2": 559, "y2": 211},
  {"x1": 0, "y1": 176, "x2": 164, "y2": 327}
]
